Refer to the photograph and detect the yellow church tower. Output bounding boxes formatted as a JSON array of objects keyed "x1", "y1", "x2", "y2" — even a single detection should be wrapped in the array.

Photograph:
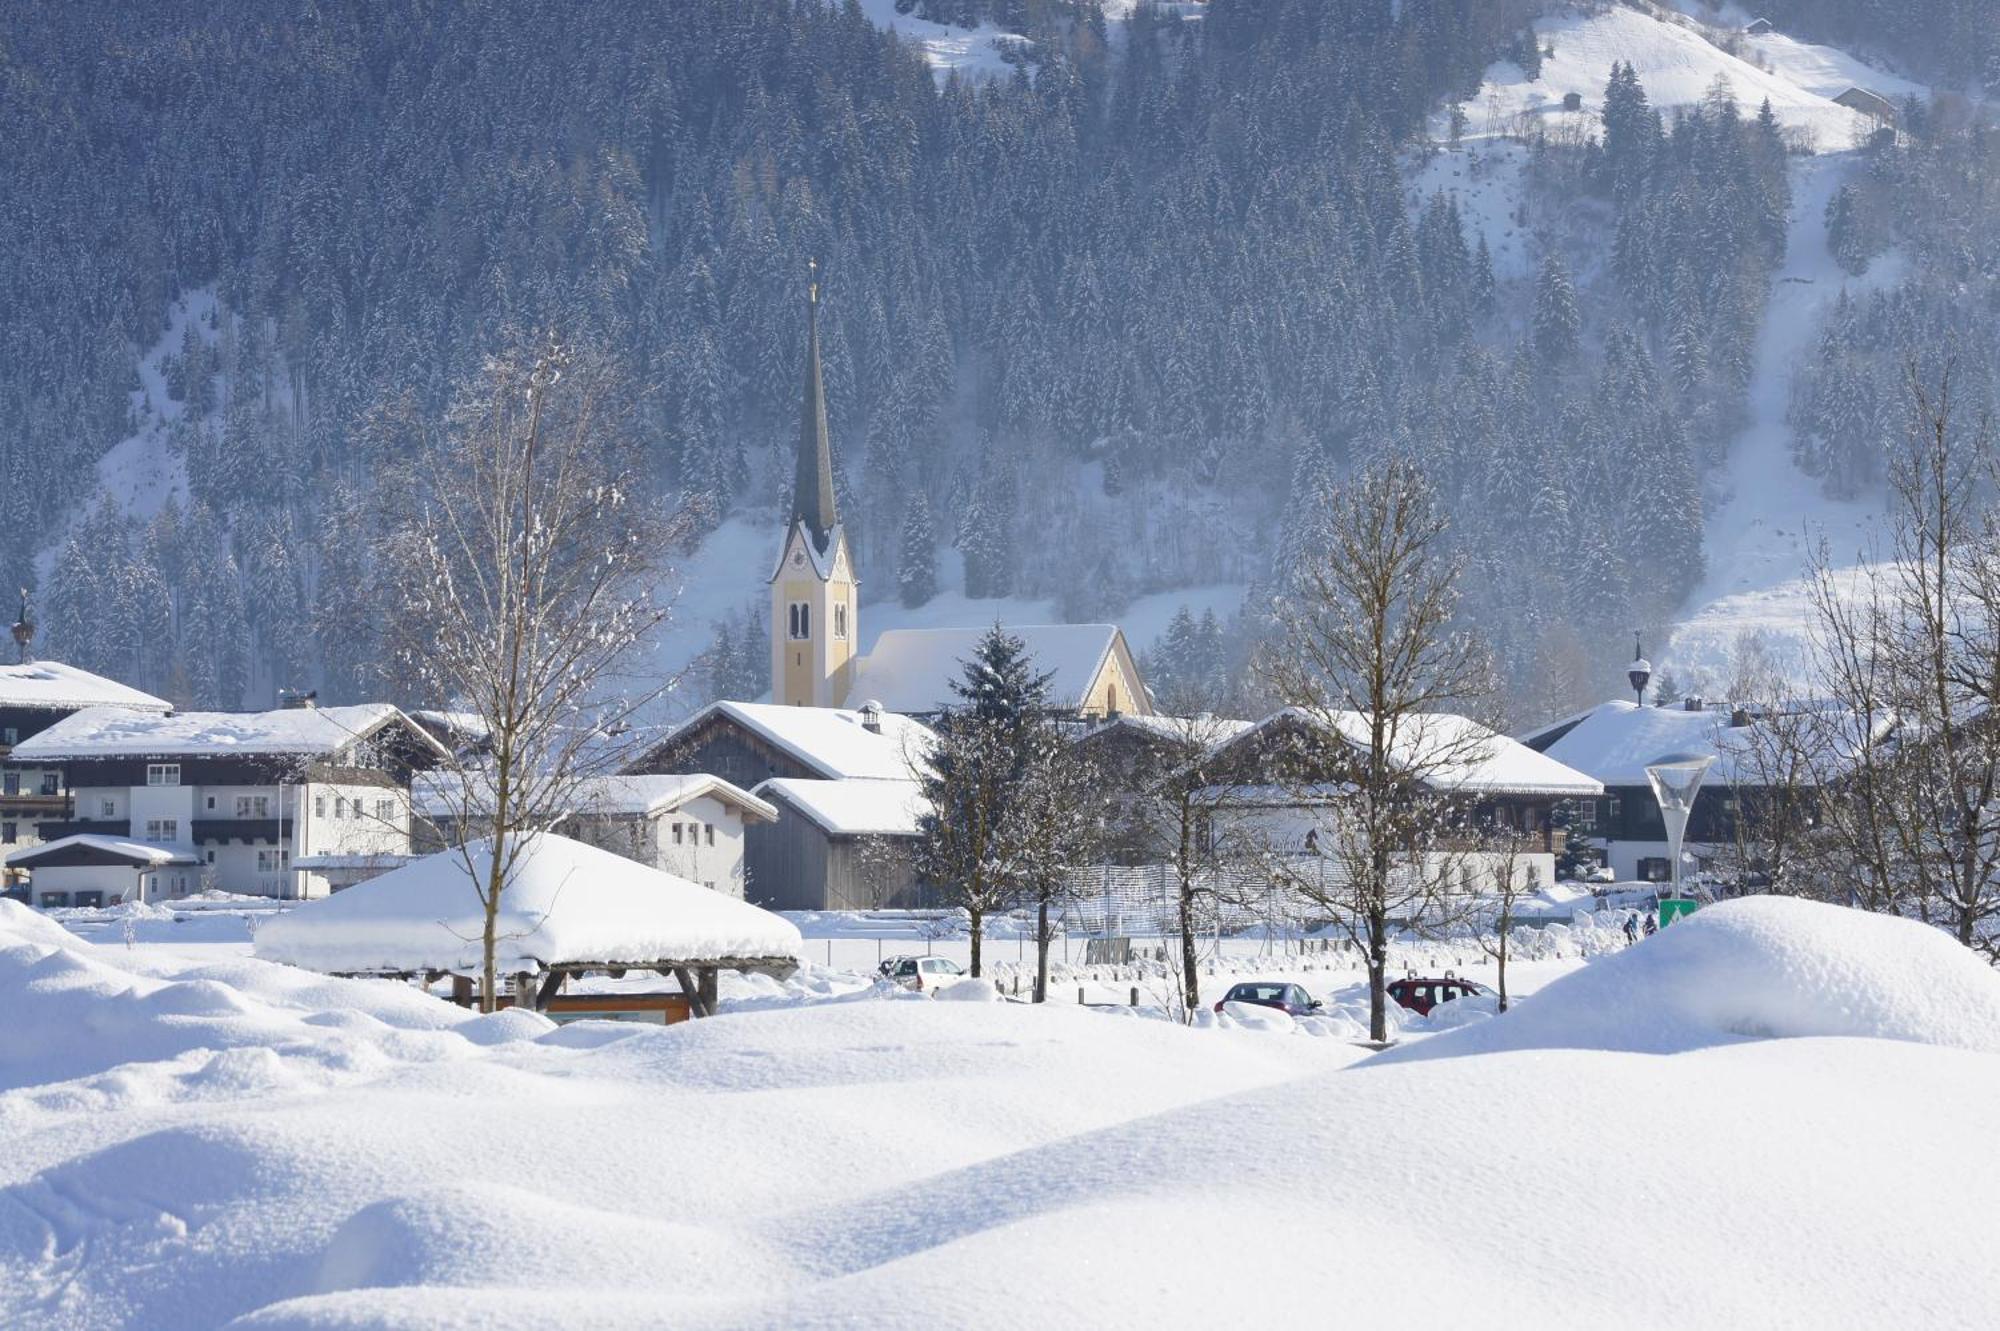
[{"x1": 771, "y1": 261, "x2": 859, "y2": 708}]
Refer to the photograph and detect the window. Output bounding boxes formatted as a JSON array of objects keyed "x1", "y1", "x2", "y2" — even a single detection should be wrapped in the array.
[
  {"x1": 315, "y1": 795, "x2": 326, "y2": 818},
  {"x1": 788, "y1": 602, "x2": 811, "y2": 640},
  {"x1": 376, "y1": 798, "x2": 394, "y2": 820},
  {"x1": 833, "y1": 603, "x2": 848, "y2": 639},
  {"x1": 1573, "y1": 800, "x2": 1597, "y2": 831},
  {"x1": 99, "y1": 798, "x2": 116, "y2": 819},
  {"x1": 1107, "y1": 683, "x2": 1119, "y2": 715},
  {"x1": 144, "y1": 818, "x2": 178, "y2": 842},
  {"x1": 1, "y1": 822, "x2": 13, "y2": 843},
  {"x1": 1607, "y1": 798, "x2": 1622, "y2": 820},
  {"x1": 335, "y1": 796, "x2": 347, "y2": 818},
  {"x1": 207, "y1": 796, "x2": 216, "y2": 810},
  {"x1": 705, "y1": 823, "x2": 715, "y2": 846},
  {"x1": 205, "y1": 850, "x2": 215, "y2": 864},
  {"x1": 146, "y1": 764, "x2": 181, "y2": 786},
  {"x1": 39, "y1": 773, "x2": 56, "y2": 796},
  {"x1": 2, "y1": 773, "x2": 15, "y2": 796},
  {"x1": 672, "y1": 823, "x2": 684, "y2": 845},
  {"x1": 236, "y1": 795, "x2": 271, "y2": 818},
  {"x1": 257, "y1": 849, "x2": 291, "y2": 873},
  {"x1": 1, "y1": 727, "x2": 15, "y2": 745}
]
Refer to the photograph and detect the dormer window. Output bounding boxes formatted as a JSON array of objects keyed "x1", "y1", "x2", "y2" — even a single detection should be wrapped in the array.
[{"x1": 788, "y1": 602, "x2": 812, "y2": 640}]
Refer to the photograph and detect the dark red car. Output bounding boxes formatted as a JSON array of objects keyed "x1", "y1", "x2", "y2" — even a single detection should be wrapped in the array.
[
  {"x1": 1214, "y1": 982, "x2": 1322, "y2": 1016},
  {"x1": 1386, "y1": 974, "x2": 1491, "y2": 1016}
]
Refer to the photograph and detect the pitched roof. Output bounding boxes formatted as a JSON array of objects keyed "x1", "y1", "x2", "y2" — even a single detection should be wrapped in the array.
[
  {"x1": 638, "y1": 700, "x2": 932, "y2": 782},
  {"x1": 1518, "y1": 699, "x2": 1878, "y2": 788},
  {"x1": 5, "y1": 834, "x2": 199, "y2": 867},
  {"x1": 0, "y1": 660, "x2": 170, "y2": 714},
  {"x1": 757, "y1": 777, "x2": 928, "y2": 837},
  {"x1": 1220, "y1": 708, "x2": 1604, "y2": 798},
  {"x1": 410, "y1": 771, "x2": 777, "y2": 823},
  {"x1": 251, "y1": 833, "x2": 803, "y2": 974},
  {"x1": 848, "y1": 624, "x2": 1131, "y2": 715},
  {"x1": 10, "y1": 703, "x2": 446, "y2": 762}
]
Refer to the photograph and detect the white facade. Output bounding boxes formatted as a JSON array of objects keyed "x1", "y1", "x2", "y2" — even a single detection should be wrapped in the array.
[
  {"x1": 66, "y1": 776, "x2": 412, "y2": 899},
  {"x1": 569, "y1": 791, "x2": 759, "y2": 899}
]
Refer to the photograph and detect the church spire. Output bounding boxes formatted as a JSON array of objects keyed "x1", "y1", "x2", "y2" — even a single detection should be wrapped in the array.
[{"x1": 791, "y1": 258, "x2": 839, "y2": 553}]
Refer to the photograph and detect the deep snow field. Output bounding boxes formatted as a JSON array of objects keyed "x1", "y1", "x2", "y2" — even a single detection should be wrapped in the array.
[{"x1": 4, "y1": 895, "x2": 2000, "y2": 1328}]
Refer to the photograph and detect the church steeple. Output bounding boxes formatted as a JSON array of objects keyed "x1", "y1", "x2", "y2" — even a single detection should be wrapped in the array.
[
  {"x1": 770, "y1": 259, "x2": 859, "y2": 708},
  {"x1": 791, "y1": 258, "x2": 839, "y2": 553}
]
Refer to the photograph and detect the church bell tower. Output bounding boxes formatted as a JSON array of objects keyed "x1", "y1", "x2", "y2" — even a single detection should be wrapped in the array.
[{"x1": 770, "y1": 261, "x2": 859, "y2": 707}]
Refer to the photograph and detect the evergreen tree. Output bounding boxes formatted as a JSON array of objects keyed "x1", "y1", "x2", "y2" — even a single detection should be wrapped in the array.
[{"x1": 898, "y1": 491, "x2": 938, "y2": 608}]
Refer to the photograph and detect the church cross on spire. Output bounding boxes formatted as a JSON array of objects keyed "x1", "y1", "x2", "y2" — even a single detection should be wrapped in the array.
[{"x1": 791, "y1": 257, "x2": 839, "y2": 553}]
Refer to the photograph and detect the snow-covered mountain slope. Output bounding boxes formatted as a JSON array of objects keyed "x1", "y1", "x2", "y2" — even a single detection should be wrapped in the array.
[
  {"x1": 853, "y1": 0, "x2": 1030, "y2": 81},
  {"x1": 1422, "y1": 2, "x2": 1928, "y2": 693},
  {"x1": 1449, "y1": 3, "x2": 1906, "y2": 149}
]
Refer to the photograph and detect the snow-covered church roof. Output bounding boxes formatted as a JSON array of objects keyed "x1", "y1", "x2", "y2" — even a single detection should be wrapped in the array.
[
  {"x1": 11, "y1": 703, "x2": 445, "y2": 762},
  {"x1": 849, "y1": 624, "x2": 1134, "y2": 716},
  {"x1": 0, "y1": 660, "x2": 170, "y2": 715},
  {"x1": 252, "y1": 834, "x2": 802, "y2": 974}
]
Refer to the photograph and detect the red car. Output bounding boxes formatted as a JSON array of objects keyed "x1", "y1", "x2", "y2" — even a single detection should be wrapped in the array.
[
  {"x1": 1214, "y1": 981, "x2": 1322, "y2": 1017},
  {"x1": 1386, "y1": 974, "x2": 1491, "y2": 1016}
]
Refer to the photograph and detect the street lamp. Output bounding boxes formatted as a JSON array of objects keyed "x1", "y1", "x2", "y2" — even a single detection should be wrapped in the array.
[{"x1": 1645, "y1": 752, "x2": 1714, "y2": 909}]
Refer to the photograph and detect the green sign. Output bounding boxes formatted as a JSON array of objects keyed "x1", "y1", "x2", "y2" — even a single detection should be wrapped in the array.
[{"x1": 1658, "y1": 898, "x2": 1699, "y2": 927}]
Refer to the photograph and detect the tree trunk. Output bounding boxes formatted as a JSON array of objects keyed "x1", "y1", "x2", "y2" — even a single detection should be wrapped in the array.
[
  {"x1": 1367, "y1": 907, "x2": 1388, "y2": 1043},
  {"x1": 1177, "y1": 874, "x2": 1201, "y2": 1021},
  {"x1": 969, "y1": 904, "x2": 984, "y2": 977},
  {"x1": 1033, "y1": 893, "x2": 1050, "y2": 1003},
  {"x1": 1496, "y1": 922, "x2": 1510, "y2": 1013},
  {"x1": 481, "y1": 825, "x2": 507, "y2": 1013}
]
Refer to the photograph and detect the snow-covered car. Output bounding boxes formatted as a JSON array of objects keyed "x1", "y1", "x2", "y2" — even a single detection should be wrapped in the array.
[
  {"x1": 887, "y1": 955, "x2": 965, "y2": 992},
  {"x1": 1213, "y1": 981, "x2": 1322, "y2": 1017},
  {"x1": 1386, "y1": 974, "x2": 1493, "y2": 1017}
]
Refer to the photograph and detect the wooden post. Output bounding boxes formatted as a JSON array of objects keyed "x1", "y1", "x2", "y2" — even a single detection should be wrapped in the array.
[
  {"x1": 451, "y1": 974, "x2": 473, "y2": 1006},
  {"x1": 672, "y1": 965, "x2": 713, "y2": 1018},
  {"x1": 1077, "y1": 986, "x2": 1085, "y2": 1005},
  {"x1": 1129, "y1": 986, "x2": 1139, "y2": 1007},
  {"x1": 698, "y1": 967, "x2": 719, "y2": 1016}
]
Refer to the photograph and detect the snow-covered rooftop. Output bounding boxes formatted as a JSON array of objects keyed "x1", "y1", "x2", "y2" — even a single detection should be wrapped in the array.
[
  {"x1": 5, "y1": 833, "x2": 198, "y2": 867},
  {"x1": 0, "y1": 659, "x2": 170, "y2": 715},
  {"x1": 1081, "y1": 712, "x2": 1255, "y2": 747},
  {"x1": 758, "y1": 777, "x2": 928, "y2": 838},
  {"x1": 411, "y1": 772, "x2": 777, "y2": 822},
  {"x1": 649, "y1": 700, "x2": 933, "y2": 782},
  {"x1": 849, "y1": 624, "x2": 1129, "y2": 716},
  {"x1": 1224, "y1": 708, "x2": 1603, "y2": 798},
  {"x1": 1517, "y1": 699, "x2": 1879, "y2": 788},
  {"x1": 10, "y1": 703, "x2": 440, "y2": 762},
  {"x1": 252, "y1": 834, "x2": 803, "y2": 974}
]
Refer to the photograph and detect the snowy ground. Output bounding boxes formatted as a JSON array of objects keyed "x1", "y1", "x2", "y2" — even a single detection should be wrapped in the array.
[{"x1": 5, "y1": 894, "x2": 1999, "y2": 1326}]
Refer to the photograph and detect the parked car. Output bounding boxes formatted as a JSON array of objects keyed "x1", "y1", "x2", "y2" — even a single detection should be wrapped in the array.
[
  {"x1": 1213, "y1": 981, "x2": 1322, "y2": 1017},
  {"x1": 1386, "y1": 973, "x2": 1493, "y2": 1017},
  {"x1": 886, "y1": 955, "x2": 965, "y2": 992}
]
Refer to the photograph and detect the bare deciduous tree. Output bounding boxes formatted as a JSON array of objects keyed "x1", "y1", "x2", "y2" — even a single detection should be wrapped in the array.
[
  {"x1": 1257, "y1": 458, "x2": 1495, "y2": 1041},
  {"x1": 382, "y1": 335, "x2": 685, "y2": 1009}
]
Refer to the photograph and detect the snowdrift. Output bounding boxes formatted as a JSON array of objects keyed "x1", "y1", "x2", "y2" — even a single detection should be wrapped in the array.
[{"x1": 1383, "y1": 896, "x2": 2000, "y2": 1062}]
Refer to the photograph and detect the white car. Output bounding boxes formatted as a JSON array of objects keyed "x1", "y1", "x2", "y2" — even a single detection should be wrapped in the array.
[{"x1": 885, "y1": 955, "x2": 965, "y2": 992}]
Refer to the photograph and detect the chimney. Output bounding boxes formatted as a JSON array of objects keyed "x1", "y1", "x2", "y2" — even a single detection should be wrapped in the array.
[
  {"x1": 859, "y1": 700, "x2": 883, "y2": 734},
  {"x1": 278, "y1": 688, "x2": 319, "y2": 710}
]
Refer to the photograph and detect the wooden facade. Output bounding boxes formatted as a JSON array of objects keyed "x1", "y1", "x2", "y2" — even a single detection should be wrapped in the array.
[{"x1": 745, "y1": 792, "x2": 925, "y2": 911}]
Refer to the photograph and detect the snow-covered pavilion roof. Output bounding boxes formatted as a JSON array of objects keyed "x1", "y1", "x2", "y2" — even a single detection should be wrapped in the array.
[
  {"x1": 0, "y1": 660, "x2": 170, "y2": 715},
  {"x1": 638, "y1": 700, "x2": 933, "y2": 782},
  {"x1": 848, "y1": 624, "x2": 1132, "y2": 715},
  {"x1": 11, "y1": 703, "x2": 447, "y2": 763},
  {"x1": 1220, "y1": 708, "x2": 1604, "y2": 798},
  {"x1": 757, "y1": 777, "x2": 928, "y2": 838},
  {"x1": 252, "y1": 834, "x2": 803, "y2": 974},
  {"x1": 5, "y1": 834, "x2": 198, "y2": 867}
]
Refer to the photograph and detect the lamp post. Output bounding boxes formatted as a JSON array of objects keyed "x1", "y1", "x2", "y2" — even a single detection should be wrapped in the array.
[{"x1": 1645, "y1": 752, "x2": 1714, "y2": 910}]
